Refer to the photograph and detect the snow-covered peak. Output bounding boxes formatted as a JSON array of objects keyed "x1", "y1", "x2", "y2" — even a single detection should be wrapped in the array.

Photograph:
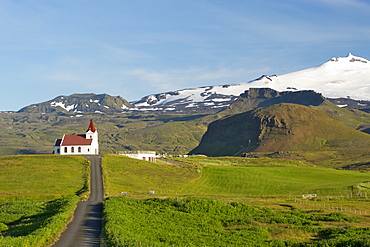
[
  {"x1": 330, "y1": 53, "x2": 368, "y2": 62},
  {"x1": 131, "y1": 53, "x2": 370, "y2": 112},
  {"x1": 247, "y1": 54, "x2": 370, "y2": 100}
]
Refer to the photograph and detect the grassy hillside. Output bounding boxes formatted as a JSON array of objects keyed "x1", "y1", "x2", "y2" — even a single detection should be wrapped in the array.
[
  {"x1": 313, "y1": 100, "x2": 370, "y2": 132},
  {"x1": 191, "y1": 103, "x2": 370, "y2": 156}
]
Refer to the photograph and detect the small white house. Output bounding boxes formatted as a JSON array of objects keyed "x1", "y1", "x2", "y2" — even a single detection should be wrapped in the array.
[
  {"x1": 54, "y1": 119, "x2": 99, "y2": 155},
  {"x1": 117, "y1": 151, "x2": 156, "y2": 162}
]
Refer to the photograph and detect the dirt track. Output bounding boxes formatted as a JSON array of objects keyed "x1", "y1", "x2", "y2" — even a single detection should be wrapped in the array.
[{"x1": 53, "y1": 155, "x2": 104, "y2": 247}]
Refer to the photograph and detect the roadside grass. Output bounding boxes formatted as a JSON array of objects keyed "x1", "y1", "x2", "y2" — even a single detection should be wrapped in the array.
[
  {"x1": 103, "y1": 154, "x2": 370, "y2": 246},
  {"x1": 0, "y1": 155, "x2": 89, "y2": 246},
  {"x1": 0, "y1": 195, "x2": 80, "y2": 247}
]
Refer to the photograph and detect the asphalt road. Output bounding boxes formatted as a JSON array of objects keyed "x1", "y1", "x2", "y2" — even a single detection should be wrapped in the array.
[{"x1": 53, "y1": 155, "x2": 104, "y2": 247}]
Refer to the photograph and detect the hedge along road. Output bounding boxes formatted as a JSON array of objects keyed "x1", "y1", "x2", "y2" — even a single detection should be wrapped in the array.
[{"x1": 53, "y1": 155, "x2": 104, "y2": 247}]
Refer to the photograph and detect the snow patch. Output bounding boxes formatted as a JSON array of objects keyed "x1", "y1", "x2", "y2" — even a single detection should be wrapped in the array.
[{"x1": 50, "y1": 101, "x2": 76, "y2": 111}]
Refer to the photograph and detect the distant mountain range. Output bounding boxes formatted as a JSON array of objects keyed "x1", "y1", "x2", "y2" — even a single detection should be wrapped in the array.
[{"x1": 18, "y1": 54, "x2": 370, "y2": 115}]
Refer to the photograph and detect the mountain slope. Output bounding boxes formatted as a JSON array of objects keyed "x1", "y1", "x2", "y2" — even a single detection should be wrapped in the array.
[
  {"x1": 190, "y1": 103, "x2": 370, "y2": 156},
  {"x1": 18, "y1": 94, "x2": 132, "y2": 114}
]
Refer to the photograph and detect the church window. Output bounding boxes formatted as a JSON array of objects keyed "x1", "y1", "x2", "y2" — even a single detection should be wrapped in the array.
[
  {"x1": 71, "y1": 147, "x2": 74, "y2": 153},
  {"x1": 78, "y1": 147, "x2": 81, "y2": 153},
  {"x1": 64, "y1": 147, "x2": 67, "y2": 153}
]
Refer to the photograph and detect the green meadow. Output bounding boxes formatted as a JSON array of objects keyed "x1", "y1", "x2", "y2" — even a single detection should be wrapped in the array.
[
  {"x1": 0, "y1": 155, "x2": 89, "y2": 246},
  {"x1": 103, "y1": 154, "x2": 370, "y2": 246},
  {"x1": 103, "y1": 155, "x2": 370, "y2": 198},
  {"x1": 2, "y1": 154, "x2": 370, "y2": 246},
  {"x1": 0, "y1": 155, "x2": 89, "y2": 201}
]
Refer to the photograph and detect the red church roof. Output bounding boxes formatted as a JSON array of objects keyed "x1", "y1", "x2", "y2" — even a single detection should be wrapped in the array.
[
  {"x1": 87, "y1": 119, "x2": 97, "y2": 132},
  {"x1": 61, "y1": 134, "x2": 92, "y2": 146}
]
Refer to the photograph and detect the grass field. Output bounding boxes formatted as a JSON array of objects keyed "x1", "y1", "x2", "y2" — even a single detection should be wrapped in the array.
[
  {"x1": 102, "y1": 154, "x2": 370, "y2": 246},
  {"x1": 0, "y1": 155, "x2": 89, "y2": 201},
  {"x1": 0, "y1": 155, "x2": 89, "y2": 246},
  {"x1": 102, "y1": 155, "x2": 199, "y2": 197},
  {"x1": 103, "y1": 155, "x2": 370, "y2": 198}
]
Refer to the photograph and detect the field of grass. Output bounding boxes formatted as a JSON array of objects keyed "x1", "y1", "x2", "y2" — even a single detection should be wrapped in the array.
[
  {"x1": 102, "y1": 155, "x2": 370, "y2": 246},
  {"x1": 104, "y1": 197, "x2": 370, "y2": 246},
  {"x1": 102, "y1": 155, "x2": 199, "y2": 197},
  {"x1": 0, "y1": 155, "x2": 89, "y2": 201},
  {"x1": 0, "y1": 155, "x2": 89, "y2": 246},
  {"x1": 103, "y1": 155, "x2": 370, "y2": 198}
]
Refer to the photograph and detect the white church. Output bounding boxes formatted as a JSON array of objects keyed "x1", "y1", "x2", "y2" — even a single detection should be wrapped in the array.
[{"x1": 54, "y1": 119, "x2": 99, "y2": 155}]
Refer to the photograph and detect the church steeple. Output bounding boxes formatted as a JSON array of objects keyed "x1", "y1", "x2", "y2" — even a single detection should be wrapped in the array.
[
  {"x1": 87, "y1": 119, "x2": 97, "y2": 132},
  {"x1": 85, "y1": 119, "x2": 99, "y2": 154}
]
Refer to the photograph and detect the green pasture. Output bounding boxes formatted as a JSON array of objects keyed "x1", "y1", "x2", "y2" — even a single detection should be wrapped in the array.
[
  {"x1": 0, "y1": 155, "x2": 89, "y2": 246},
  {"x1": 102, "y1": 155, "x2": 370, "y2": 198},
  {"x1": 102, "y1": 155, "x2": 199, "y2": 196},
  {"x1": 0, "y1": 155, "x2": 89, "y2": 201},
  {"x1": 102, "y1": 155, "x2": 370, "y2": 246},
  {"x1": 181, "y1": 165, "x2": 370, "y2": 196},
  {"x1": 104, "y1": 197, "x2": 370, "y2": 246}
]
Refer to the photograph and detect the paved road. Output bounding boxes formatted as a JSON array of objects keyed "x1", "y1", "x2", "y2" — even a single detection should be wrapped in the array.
[{"x1": 53, "y1": 155, "x2": 104, "y2": 247}]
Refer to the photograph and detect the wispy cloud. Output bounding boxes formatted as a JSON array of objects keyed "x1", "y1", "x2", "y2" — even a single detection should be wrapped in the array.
[
  {"x1": 311, "y1": 0, "x2": 370, "y2": 9},
  {"x1": 123, "y1": 66, "x2": 268, "y2": 93}
]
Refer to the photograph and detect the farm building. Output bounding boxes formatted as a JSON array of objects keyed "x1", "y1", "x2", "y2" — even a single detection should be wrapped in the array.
[
  {"x1": 54, "y1": 119, "x2": 99, "y2": 155},
  {"x1": 117, "y1": 151, "x2": 156, "y2": 162}
]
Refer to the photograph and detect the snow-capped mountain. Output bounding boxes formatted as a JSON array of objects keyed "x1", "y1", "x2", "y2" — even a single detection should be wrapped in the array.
[
  {"x1": 248, "y1": 53, "x2": 370, "y2": 100},
  {"x1": 16, "y1": 54, "x2": 370, "y2": 114},
  {"x1": 131, "y1": 53, "x2": 370, "y2": 112},
  {"x1": 18, "y1": 94, "x2": 132, "y2": 114}
]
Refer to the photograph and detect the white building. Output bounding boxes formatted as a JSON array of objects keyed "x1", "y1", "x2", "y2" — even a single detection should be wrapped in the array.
[
  {"x1": 54, "y1": 119, "x2": 99, "y2": 155},
  {"x1": 117, "y1": 151, "x2": 156, "y2": 162}
]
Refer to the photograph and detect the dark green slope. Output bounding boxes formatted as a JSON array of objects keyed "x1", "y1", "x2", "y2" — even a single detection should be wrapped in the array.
[{"x1": 190, "y1": 103, "x2": 370, "y2": 156}]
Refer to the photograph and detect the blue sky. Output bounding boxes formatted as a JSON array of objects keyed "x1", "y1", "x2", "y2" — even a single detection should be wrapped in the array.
[{"x1": 0, "y1": 0, "x2": 369, "y2": 111}]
